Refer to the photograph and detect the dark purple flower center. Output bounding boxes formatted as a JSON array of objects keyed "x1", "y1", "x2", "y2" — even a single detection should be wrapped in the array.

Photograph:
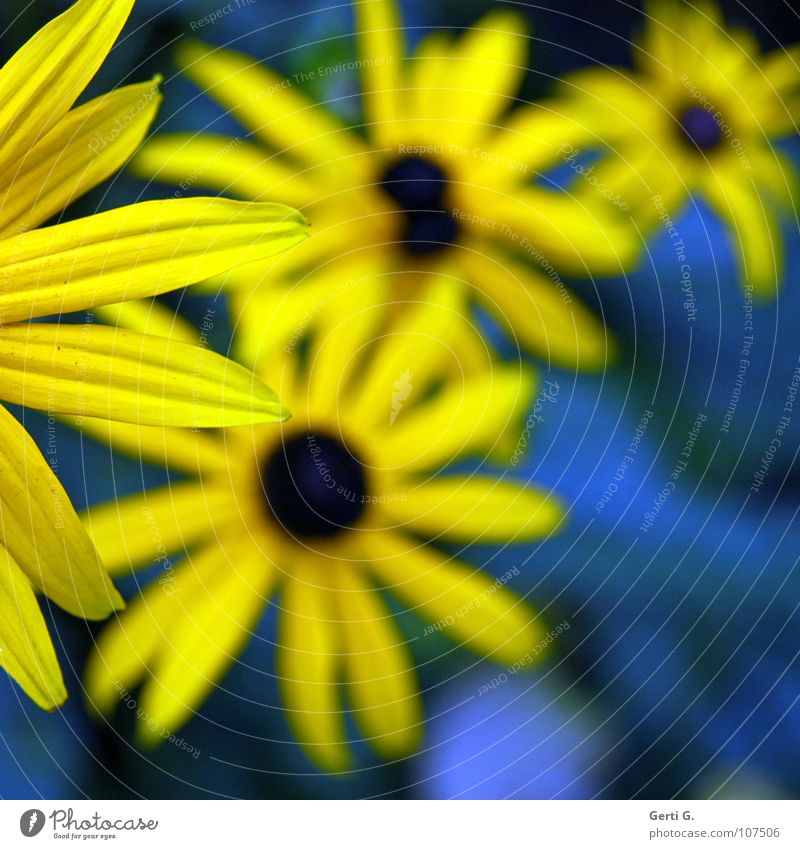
[
  {"x1": 261, "y1": 432, "x2": 367, "y2": 538},
  {"x1": 678, "y1": 106, "x2": 724, "y2": 152},
  {"x1": 379, "y1": 155, "x2": 460, "y2": 255}
]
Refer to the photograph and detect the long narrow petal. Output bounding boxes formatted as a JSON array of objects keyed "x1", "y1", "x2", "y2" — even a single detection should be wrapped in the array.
[
  {"x1": 434, "y1": 10, "x2": 528, "y2": 146},
  {"x1": 133, "y1": 133, "x2": 321, "y2": 206},
  {"x1": 334, "y1": 565, "x2": 422, "y2": 758},
  {"x1": 278, "y1": 564, "x2": 350, "y2": 772},
  {"x1": 0, "y1": 198, "x2": 307, "y2": 323},
  {"x1": 76, "y1": 418, "x2": 228, "y2": 478},
  {"x1": 82, "y1": 482, "x2": 229, "y2": 576},
  {"x1": 379, "y1": 476, "x2": 563, "y2": 543},
  {"x1": 703, "y1": 172, "x2": 781, "y2": 296},
  {"x1": 0, "y1": 0, "x2": 134, "y2": 181},
  {"x1": 0, "y1": 544, "x2": 66, "y2": 710},
  {"x1": 480, "y1": 186, "x2": 640, "y2": 275},
  {"x1": 368, "y1": 530, "x2": 545, "y2": 665},
  {"x1": 0, "y1": 323, "x2": 288, "y2": 426},
  {"x1": 465, "y1": 249, "x2": 616, "y2": 370},
  {"x1": 346, "y1": 276, "x2": 468, "y2": 427},
  {"x1": 406, "y1": 31, "x2": 452, "y2": 133},
  {"x1": 138, "y1": 538, "x2": 277, "y2": 744},
  {"x1": 84, "y1": 557, "x2": 200, "y2": 715},
  {"x1": 0, "y1": 80, "x2": 161, "y2": 239},
  {"x1": 307, "y1": 271, "x2": 390, "y2": 417},
  {"x1": 477, "y1": 105, "x2": 600, "y2": 182},
  {"x1": 354, "y1": 0, "x2": 405, "y2": 144},
  {"x1": 0, "y1": 404, "x2": 122, "y2": 619},
  {"x1": 91, "y1": 298, "x2": 199, "y2": 345},
  {"x1": 378, "y1": 365, "x2": 534, "y2": 472},
  {"x1": 176, "y1": 41, "x2": 369, "y2": 183}
]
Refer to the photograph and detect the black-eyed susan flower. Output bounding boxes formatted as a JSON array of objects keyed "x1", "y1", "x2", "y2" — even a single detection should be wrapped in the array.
[
  {"x1": 83, "y1": 286, "x2": 563, "y2": 771},
  {"x1": 133, "y1": 0, "x2": 637, "y2": 370},
  {"x1": 0, "y1": 0, "x2": 307, "y2": 711},
  {"x1": 557, "y1": 0, "x2": 800, "y2": 294}
]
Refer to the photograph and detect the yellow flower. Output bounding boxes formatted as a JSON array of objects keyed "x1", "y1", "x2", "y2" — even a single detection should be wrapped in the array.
[
  {"x1": 0, "y1": 0, "x2": 306, "y2": 711},
  {"x1": 133, "y1": 0, "x2": 637, "y2": 370},
  {"x1": 83, "y1": 287, "x2": 562, "y2": 771},
  {"x1": 556, "y1": 0, "x2": 800, "y2": 294}
]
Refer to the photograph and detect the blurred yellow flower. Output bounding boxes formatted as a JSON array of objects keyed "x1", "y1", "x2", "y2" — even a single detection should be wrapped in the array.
[
  {"x1": 83, "y1": 287, "x2": 562, "y2": 771},
  {"x1": 0, "y1": 0, "x2": 306, "y2": 710},
  {"x1": 557, "y1": 0, "x2": 800, "y2": 294},
  {"x1": 134, "y1": 0, "x2": 636, "y2": 370}
]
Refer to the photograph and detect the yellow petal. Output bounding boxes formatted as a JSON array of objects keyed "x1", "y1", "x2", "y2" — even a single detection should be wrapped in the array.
[
  {"x1": 0, "y1": 543, "x2": 66, "y2": 710},
  {"x1": 379, "y1": 365, "x2": 534, "y2": 472},
  {"x1": 434, "y1": 10, "x2": 528, "y2": 146},
  {"x1": 334, "y1": 565, "x2": 422, "y2": 758},
  {"x1": 133, "y1": 133, "x2": 321, "y2": 206},
  {"x1": 346, "y1": 276, "x2": 469, "y2": 427},
  {"x1": 0, "y1": 197, "x2": 307, "y2": 323},
  {"x1": 482, "y1": 186, "x2": 640, "y2": 276},
  {"x1": 406, "y1": 31, "x2": 452, "y2": 131},
  {"x1": 368, "y1": 530, "x2": 545, "y2": 665},
  {"x1": 0, "y1": 80, "x2": 161, "y2": 239},
  {"x1": 477, "y1": 104, "x2": 600, "y2": 182},
  {"x1": 92, "y1": 298, "x2": 199, "y2": 345},
  {"x1": 747, "y1": 149, "x2": 798, "y2": 211},
  {"x1": 138, "y1": 538, "x2": 277, "y2": 744},
  {"x1": 278, "y1": 565, "x2": 350, "y2": 772},
  {"x1": 82, "y1": 482, "x2": 229, "y2": 576},
  {"x1": 176, "y1": 41, "x2": 369, "y2": 183},
  {"x1": 84, "y1": 557, "x2": 201, "y2": 716},
  {"x1": 557, "y1": 68, "x2": 650, "y2": 136},
  {"x1": 76, "y1": 418, "x2": 228, "y2": 478},
  {"x1": 0, "y1": 0, "x2": 134, "y2": 180},
  {"x1": 704, "y1": 171, "x2": 781, "y2": 296},
  {"x1": 466, "y1": 248, "x2": 617, "y2": 370},
  {"x1": 307, "y1": 271, "x2": 390, "y2": 416},
  {"x1": 379, "y1": 476, "x2": 563, "y2": 543},
  {"x1": 354, "y1": 0, "x2": 404, "y2": 144},
  {"x1": 0, "y1": 322, "x2": 288, "y2": 427},
  {"x1": 0, "y1": 404, "x2": 122, "y2": 619}
]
